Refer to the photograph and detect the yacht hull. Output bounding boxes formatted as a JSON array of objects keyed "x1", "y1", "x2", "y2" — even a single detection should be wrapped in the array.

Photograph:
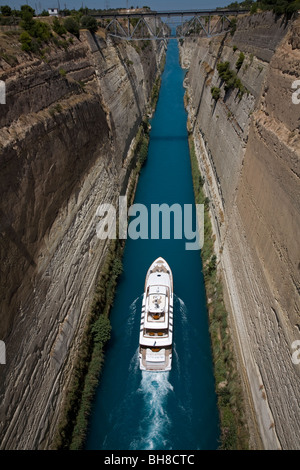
[{"x1": 139, "y1": 257, "x2": 173, "y2": 372}]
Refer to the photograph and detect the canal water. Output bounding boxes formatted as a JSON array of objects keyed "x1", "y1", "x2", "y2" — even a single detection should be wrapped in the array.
[{"x1": 86, "y1": 40, "x2": 220, "y2": 450}]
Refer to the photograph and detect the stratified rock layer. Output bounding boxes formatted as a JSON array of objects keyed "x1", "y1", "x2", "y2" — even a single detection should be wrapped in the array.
[
  {"x1": 0, "y1": 30, "x2": 164, "y2": 449},
  {"x1": 181, "y1": 11, "x2": 300, "y2": 449}
]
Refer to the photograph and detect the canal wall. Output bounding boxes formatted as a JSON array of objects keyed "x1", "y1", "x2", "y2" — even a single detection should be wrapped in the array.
[
  {"x1": 0, "y1": 30, "x2": 165, "y2": 449},
  {"x1": 180, "y1": 11, "x2": 300, "y2": 450}
]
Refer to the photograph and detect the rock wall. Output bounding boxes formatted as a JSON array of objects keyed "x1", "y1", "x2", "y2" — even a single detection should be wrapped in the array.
[
  {"x1": 0, "y1": 30, "x2": 164, "y2": 449},
  {"x1": 181, "y1": 12, "x2": 300, "y2": 449}
]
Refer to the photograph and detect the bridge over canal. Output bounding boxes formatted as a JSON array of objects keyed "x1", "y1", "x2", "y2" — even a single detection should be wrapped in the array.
[{"x1": 91, "y1": 9, "x2": 249, "y2": 41}]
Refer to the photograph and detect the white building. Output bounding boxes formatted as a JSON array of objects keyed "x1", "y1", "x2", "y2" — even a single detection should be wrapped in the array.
[{"x1": 48, "y1": 7, "x2": 59, "y2": 16}]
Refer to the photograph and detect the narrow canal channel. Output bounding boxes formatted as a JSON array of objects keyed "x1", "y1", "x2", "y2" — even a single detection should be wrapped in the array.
[{"x1": 86, "y1": 40, "x2": 220, "y2": 450}]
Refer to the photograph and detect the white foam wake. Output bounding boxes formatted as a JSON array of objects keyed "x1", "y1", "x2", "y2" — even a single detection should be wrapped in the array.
[
  {"x1": 130, "y1": 372, "x2": 174, "y2": 450},
  {"x1": 128, "y1": 347, "x2": 140, "y2": 375},
  {"x1": 176, "y1": 295, "x2": 188, "y2": 325},
  {"x1": 126, "y1": 295, "x2": 142, "y2": 337}
]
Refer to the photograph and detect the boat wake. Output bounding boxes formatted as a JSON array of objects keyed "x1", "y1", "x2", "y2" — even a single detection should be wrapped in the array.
[
  {"x1": 176, "y1": 295, "x2": 188, "y2": 325},
  {"x1": 126, "y1": 295, "x2": 143, "y2": 337},
  {"x1": 125, "y1": 295, "x2": 191, "y2": 449},
  {"x1": 130, "y1": 372, "x2": 174, "y2": 450},
  {"x1": 128, "y1": 347, "x2": 140, "y2": 375}
]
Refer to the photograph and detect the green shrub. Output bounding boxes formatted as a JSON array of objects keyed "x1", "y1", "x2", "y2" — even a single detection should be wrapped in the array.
[
  {"x1": 111, "y1": 257, "x2": 123, "y2": 278},
  {"x1": 217, "y1": 61, "x2": 247, "y2": 98},
  {"x1": 211, "y1": 86, "x2": 221, "y2": 101},
  {"x1": 250, "y1": 3, "x2": 258, "y2": 14},
  {"x1": 80, "y1": 15, "x2": 98, "y2": 33},
  {"x1": 217, "y1": 61, "x2": 232, "y2": 82},
  {"x1": 20, "y1": 5, "x2": 35, "y2": 18},
  {"x1": 207, "y1": 254, "x2": 217, "y2": 277},
  {"x1": 235, "y1": 52, "x2": 245, "y2": 71},
  {"x1": 33, "y1": 20, "x2": 52, "y2": 41},
  {"x1": 226, "y1": 0, "x2": 300, "y2": 18},
  {"x1": 151, "y1": 76, "x2": 161, "y2": 108},
  {"x1": 1, "y1": 5, "x2": 12, "y2": 16},
  {"x1": 91, "y1": 315, "x2": 111, "y2": 346},
  {"x1": 138, "y1": 135, "x2": 149, "y2": 167},
  {"x1": 40, "y1": 9, "x2": 49, "y2": 16},
  {"x1": 48, "y1": 103, "x2": 62, "y2": 116},
  {"x1": 20, "y1": 30, "x2": 33, "y2": 51},
  {"x1": 20, "y1": 9, "x2": 35, "y2": 32},
  {"x1": 53, "y1": 17, "x2": 67, "y2": 36},
  {"x1": 63, "y1": 17, "x2": 79, "y2": 37},
  {"x1": 130, "y1": 17, "x2": 139, "y2": 28},
  {"x1": 230, "y1": 18, "x2": 237, "y2": 36},
  {"x1": 19, "y1": 8, "x2": 52, "y2": 53}
]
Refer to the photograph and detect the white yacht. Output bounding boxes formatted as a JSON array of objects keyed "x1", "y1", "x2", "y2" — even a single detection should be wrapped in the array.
[{"x1": 139, "y1": 257, "x2": 173, "y2": 371}]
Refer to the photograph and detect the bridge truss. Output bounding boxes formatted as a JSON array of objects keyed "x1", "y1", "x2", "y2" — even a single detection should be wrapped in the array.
[{"x1": 92, "y1": 9, "x2": 249, "y2": 41}]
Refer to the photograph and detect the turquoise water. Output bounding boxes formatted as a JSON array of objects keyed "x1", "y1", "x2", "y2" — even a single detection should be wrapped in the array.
[{"x1": 86, "y1": 41, "x2": 220, "y2": 450}]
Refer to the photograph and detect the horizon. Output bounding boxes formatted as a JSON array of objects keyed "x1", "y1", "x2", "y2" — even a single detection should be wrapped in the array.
[{"x1": 0, "y1": 0, "x2": 239, "y2": 14}]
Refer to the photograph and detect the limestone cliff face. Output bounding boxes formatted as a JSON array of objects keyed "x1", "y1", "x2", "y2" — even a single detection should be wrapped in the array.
[
  {"x1": 181, "y1": 12, "x2": 300, "y2": 450},
  {"x1": 0, "y1": 31, "x2": 164, "y2": 449}
]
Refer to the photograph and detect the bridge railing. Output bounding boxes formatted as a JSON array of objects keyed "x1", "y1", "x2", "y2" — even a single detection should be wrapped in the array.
[{"x1": 92, "y1": 9, "x2": 249, "y2": 18}]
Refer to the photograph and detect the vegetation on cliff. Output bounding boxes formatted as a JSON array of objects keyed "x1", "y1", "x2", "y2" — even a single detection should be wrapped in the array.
[
  {"x1": 211, "y1": 86, "x2": 221, "y2": 101},
  {"x1": 19, "y1": 6, "x2": 52, "y2": 52},
  {"x1": 52, "y1": 238, "x2": 123, "y2": 450},
  {"x1": 214, "y1": 61, "x2": 248, "y2": 99},
  {"x1": 188, "y1": 134, "x2": 249, "y2": 450},
  {"x1": 0, "y1": 4, "x2": 99, "y2": 53},
  {"x1": 224, "y1": 0, "x2": 300, "y2": 16}
]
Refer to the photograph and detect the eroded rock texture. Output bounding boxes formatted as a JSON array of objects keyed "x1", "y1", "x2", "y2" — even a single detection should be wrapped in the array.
[
  {"x1": 181, "y1": 11, "x2": 300, "y2": 449},
  {"x1": 0, "y1": 30, "x2": 164, "y2": 449}
]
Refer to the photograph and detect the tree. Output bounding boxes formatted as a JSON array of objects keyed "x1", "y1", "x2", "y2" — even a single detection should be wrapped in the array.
[
  {"x1": 1, "y1": 5, "x2": 12, "y2": 16},
  {"x1": 63, "y1": 17, "x2": 80, "y2": 37},
  {"x1": 20, "y1": 8, "x2": 35, "y2": 32},
  {"x1": 80, "y1": 15, "x2": 98, "y2": 33},
  {"x1": 19, "y1": 7, "x2": 52, "y2": 53},
  {"x1": 250, "y1": 3, "x2": 258, "y2": 13},
  {"x1": 20, "y1": 4, "x2": 35, "y2": 17},
  {"x1": 53, "y1": 17, "x2": 67, "y2": 35},
  {"x1": 20, "y1": 30, "x2": 33, "y2": 51}
]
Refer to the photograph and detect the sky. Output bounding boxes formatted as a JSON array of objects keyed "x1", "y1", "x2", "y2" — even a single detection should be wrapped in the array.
[{"x1": 1, "y1": 0, "x2": 234, "y2": 14}]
